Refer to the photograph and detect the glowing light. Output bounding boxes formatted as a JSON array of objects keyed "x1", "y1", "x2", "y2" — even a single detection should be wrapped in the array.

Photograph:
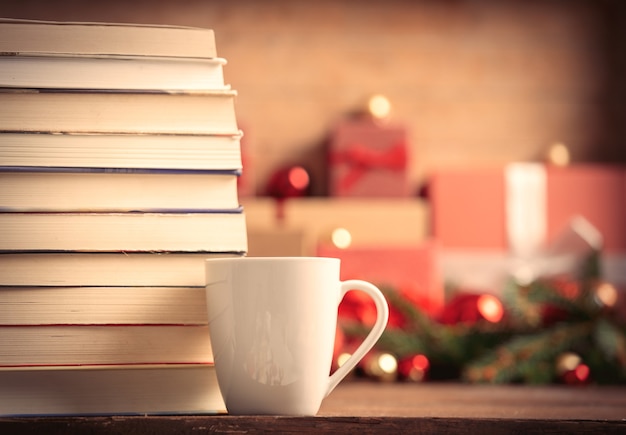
[
  {"x1": 331, "y1": 228, "x2": 352, "y2": 249},
  {"x1": 595, "y1": 282, "x2": 618, "y2": 308},
  {"x1": 367, "y1": 94, "x2": 391, "y2": 119},
  {"x1": 377, "y1": 353, "x2": 398, "y2": 374},
  {"x1": 337, "y1": 352, "x2": 351, "y2": 368},
  {"x1": 401, "y1": 354, "x2": 429, "y2": 382},
  {"x1": 556, "y1": 352, "x2": 581, "y2": 374},
  {"x1": 547, "y1": 142, "x2": 570, "y2": 167},
  {"x1": 477, "y1": 294, "x2": 504, "y2": 323},
  {"x1": 411, "y1": 354, "x2": 430, "y2": 371},
  {"x1": 575, "y1": 364, "x2": 590, "y2": 382},
  {"x1": 287, "y1": 166, "x2": 310, "y2": 191}
]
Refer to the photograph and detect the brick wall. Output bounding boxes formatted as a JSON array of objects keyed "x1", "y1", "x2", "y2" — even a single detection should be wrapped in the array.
[{"x1": 2, "y1": 0, "x2": 624, "y2": 195}]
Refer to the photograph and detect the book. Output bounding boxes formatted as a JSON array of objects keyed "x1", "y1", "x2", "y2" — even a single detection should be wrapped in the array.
[
  {"x1": 0, "y1": 364, "x2": 226, "y2": 416},
  {"x1": 0, "y1": 325, "x2": 213, "y2": 366},
  {"x1": 0, "y1": 131, "x2": 243, "y2": 171},
  {"x1": 0, "y1": 252, "x2": 239, "y2": 286},
  {"x1": 0, "y1": 54, "x2": 229, "y2": 91},
  {"x1": 0, "y1": 211, "x2": 248, "y2": 252},
  {"x1": 0, "y1": 170, "x2": 241, "y2": 212},
  {"x1": 0, "y1": 286, "x2": 208, "y2": 326},
  {"x1": 0, "y1": 18, "x2": 236, "y2": 418},
  {"x1": 0, "y1": 18, "x2": 217, "y2": 59},
  {"x1": 0, "y1": 88, "x2": 239, "y2": 134}
]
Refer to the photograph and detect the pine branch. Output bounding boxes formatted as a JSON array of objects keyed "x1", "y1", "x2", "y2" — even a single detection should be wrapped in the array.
[{"x1": 462, "y1": 322, "x2": 594, "y2": 384}]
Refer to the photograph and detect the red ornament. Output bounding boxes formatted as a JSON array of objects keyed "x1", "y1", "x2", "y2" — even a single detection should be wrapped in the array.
[
  {"x1": 549, "y1": 276, "x2": 581, "y2": 300},
  {"x1": 339, "y1": 290, "x2": 379, "y2": 326},
  {"x1": 398, "y1": 354, "x2": 430, "y2": 382},
  {"x1": 556, "y1": 352, "x2": 591, "y2": 385},
  {"x1": 562, "y1": 364, "x2": 591, "y2": 385},
  {"x1": 540, "y1": 304, "x2": 571, "y2": 326},
  {"x1": 265, "y1": 165, "x2": 310, "y2": 223},
  {"x1": 266, "y1": 165, "x2": 310, "y2": 199},
  {"x1": 338, "y1": 288, "x2": 410, "y2": 329},
  {"x1": 436, "y1": 292, "x2": 504, "y2": 325}
]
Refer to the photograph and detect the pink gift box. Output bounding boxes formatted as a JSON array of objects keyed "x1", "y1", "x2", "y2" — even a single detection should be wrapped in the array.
[
  {"x1": 428, "y1": 164, "x2": 626, "y2": 253},
  {"x1": 317, "y1": 241, "x2": 443, "y2": 315},
  {"x1": 547, "y1": 165, "x2": 626, "y2": 253},
  {"x1": 328, "y1": 119, "x2": 410, "y2": 197}
]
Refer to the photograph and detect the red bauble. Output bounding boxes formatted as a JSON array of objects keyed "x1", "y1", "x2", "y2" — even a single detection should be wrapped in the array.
[
  {"x1": 339, "y1": 289, "x2": 409, "y2": 329},
  {"x1": 265, "y1": 165, "x2": 310, "y2": 199},
  {"x1": 265, "y1": 165, "x2": 311, "y2": 223},
  {"x1": 398, "y1": 354, "x2": 430, "y2": 382},
  {"x1": 562, "y1": 364, "x2": 591, "y2": 385},
  {"x1": 436, "y1": 292, "x2": 504, "y2": 325}
]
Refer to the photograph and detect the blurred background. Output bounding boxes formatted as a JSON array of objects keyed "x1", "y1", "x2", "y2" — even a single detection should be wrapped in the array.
[
  {"x1": 3, "y1": 0, "x2": 624, "y2": 383},
  {"x1": 3, "y1": 0, "x2": 624, "y2": 190}
]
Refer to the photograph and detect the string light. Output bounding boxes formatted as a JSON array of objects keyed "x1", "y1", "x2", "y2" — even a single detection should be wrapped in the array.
[
  {"x1": 595, "y1": 282, "x2": 618, "y2": 308},
  {"x1": 367, "y1": 94, "x2": 391, "y2": 119},
  {"x1": 546, "y1": 142, "x2": 570, "y2": 166},
  {"x1": 477, "y1": 294, "x2": 504, "y2": 323},
  {"x1": 331, "y1": 227, "x2": 352, "y2": 249}
]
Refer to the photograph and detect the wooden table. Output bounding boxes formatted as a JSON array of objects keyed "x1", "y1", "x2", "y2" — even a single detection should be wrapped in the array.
[{"x1": 2, "y1": 381, "x2": 625, "y2": 434}]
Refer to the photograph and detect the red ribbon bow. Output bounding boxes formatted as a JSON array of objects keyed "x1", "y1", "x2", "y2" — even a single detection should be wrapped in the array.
[{"x1": 331, "y1": 142, "x2": 407, "y2": 193}]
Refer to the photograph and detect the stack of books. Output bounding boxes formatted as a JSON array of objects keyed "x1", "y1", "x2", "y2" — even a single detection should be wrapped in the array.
[{"x1": 0, "y1": 18, "x2": 247, "y2": 416}]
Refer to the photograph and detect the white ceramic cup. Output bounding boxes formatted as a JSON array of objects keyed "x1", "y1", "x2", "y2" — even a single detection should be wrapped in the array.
[{"x1": 205, "y1": 257, "x2": 389, "y2": 415}]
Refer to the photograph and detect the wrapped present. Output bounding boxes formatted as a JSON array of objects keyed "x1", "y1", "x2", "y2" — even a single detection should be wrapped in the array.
[
  {"x1": 427, "y1": 163, "x2": 626, "y2": 291},
  {"x1": 547, "y1": 165, "x2": 626, "y2": 254},
  {"x1": 429, "y1": 163, "x2": 626, "y2": 253},
  {"x1": 328, "y1": 118, "x2": 410, "y2": 197},
  {"x1": 247, "y1": 228, "x2": 306, "y2": 257},
  {"x1": 317, "y1": 241, "x2": 443, "y2": 316}
]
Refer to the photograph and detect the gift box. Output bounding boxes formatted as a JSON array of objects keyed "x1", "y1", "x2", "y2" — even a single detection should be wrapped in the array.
[
  {"x1": 317, "y1": 241, "x2": 444, "y2": 316},
  {"x1": 429, "y1": 164, "x2": 626, "y2": 253},
  {"x1": 241, "y1": 197, "x2": 428, "y2": 256},
  {"x1": 547, "y1": 165, "x2": 626, "y2": 254},
  {"x1": 328, "y1": 118, "x2": 410, "y2": 197},
  {"x1": 428, "y1": 164, "x2": 626, "y2": 291},
  {"x1": 247, "y1": 228, "x2": 306, "y2": 257}
]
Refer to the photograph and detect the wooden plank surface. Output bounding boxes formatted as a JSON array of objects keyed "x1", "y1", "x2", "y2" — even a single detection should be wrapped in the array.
[
  {"x1": 318, "y1": 381, "x2": 626, "y2": 419},
  {"x1": 2, "y1": 381, "x2": 625, "y2": 434}
]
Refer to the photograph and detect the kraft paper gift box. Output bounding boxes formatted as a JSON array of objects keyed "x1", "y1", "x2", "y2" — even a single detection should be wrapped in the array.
[
  {"x1": 427, "y1": 163, "x2": 626, "y2": 291},
  {"x1": 246, "y1": 228, "x2": 306, "y2": 257},
  {"x1": 317, "y1": 241, "x2": 444, "y2": 315},
  {"x1": 328, "y1": 118, "x2": 410, "y2": 197}
]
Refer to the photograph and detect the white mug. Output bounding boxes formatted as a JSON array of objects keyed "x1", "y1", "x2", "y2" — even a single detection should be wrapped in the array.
[{"x1": 205, "y1": 257, "x2": 389, "y2": 415}]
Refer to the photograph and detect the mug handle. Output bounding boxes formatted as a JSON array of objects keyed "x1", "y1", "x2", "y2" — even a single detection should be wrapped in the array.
[{"x1": 326, "y1": 279, "x2": 389, "y2": 396}]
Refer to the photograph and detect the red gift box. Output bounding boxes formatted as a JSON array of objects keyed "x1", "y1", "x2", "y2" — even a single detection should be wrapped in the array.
[
  {"x1": 429, "y1": 164, "x2": 626, "y2": 253},
  {"x1": 317, "y1": 241, "x2": 443, "y2": 316},
  {"x1": 328, "y1": 119, "x2": 409, "y2": 197},
  {"x1": 547, "y1": 165, "x2": 626, "y2": 253}
]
